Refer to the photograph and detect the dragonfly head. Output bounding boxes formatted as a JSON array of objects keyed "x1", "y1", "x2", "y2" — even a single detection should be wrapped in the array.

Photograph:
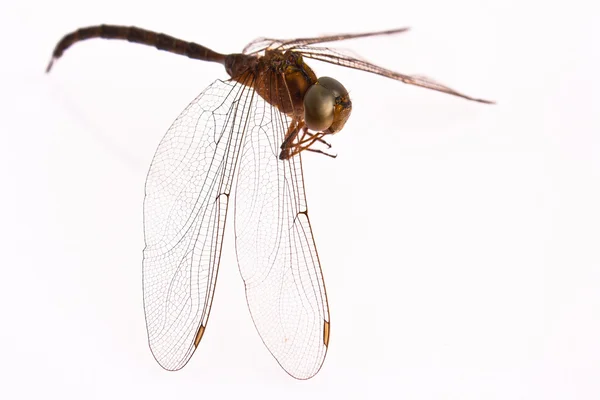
[{"x1": 303, "y1": 76, "x2": 352, "y2": 134}]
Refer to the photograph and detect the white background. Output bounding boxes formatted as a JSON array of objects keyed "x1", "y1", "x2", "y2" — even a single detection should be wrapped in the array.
[{"x1": 1, "y1": 0, "x2": 599, "y2": 398}]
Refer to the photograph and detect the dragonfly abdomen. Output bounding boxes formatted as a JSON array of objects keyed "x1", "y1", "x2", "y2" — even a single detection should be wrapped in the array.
[{"x1": 46, "y1": 25, "x2": 227, "y2": 72}]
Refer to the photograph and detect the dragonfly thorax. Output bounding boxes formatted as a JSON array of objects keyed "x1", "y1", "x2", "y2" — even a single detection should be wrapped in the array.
[{"x1": 226, "y1": 51, "x2": 351, "y2": 135}]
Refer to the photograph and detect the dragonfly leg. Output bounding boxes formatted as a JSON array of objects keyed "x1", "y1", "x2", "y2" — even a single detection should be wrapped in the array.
[
  {"x1": 305, "y1": 148, "x2": 338, "y2": 158},
  {"x1": 279, "y1": 117, "x2": 302, "y2": 160},
  {"x1": 287, "y1": 144, "x2": 337, "y2": 159},
  {"x1": 295, "y1": 129, "x2": 332, "y2": 148},
  {"x1": 283, "y1": 130, "x2": 337, "y2": 159}
]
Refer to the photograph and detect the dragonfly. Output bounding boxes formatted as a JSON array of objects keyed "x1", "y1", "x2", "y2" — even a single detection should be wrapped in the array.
[{"x1": 47, "y1": 25, "x2": 493, "y2": 379}]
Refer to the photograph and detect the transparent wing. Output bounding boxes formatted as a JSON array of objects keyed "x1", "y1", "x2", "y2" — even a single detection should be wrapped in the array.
[
  {"x1": 234, "y1": 83, "x2": 330, "y2": 379},
  {"x1": 294, "y1": 46, "x2": 494, "y2": 104},
  {"x1": 242, "y1": 37, "x2": 277, "y2": 55},
  {"x1": 243, "y1": 30, "x2": 492, "y2": 104},
  {"x1": 242, "y1": 27, "x2": 410, "y2": 54},
  {"x1": 277, "y1": 27, "x2": 410, "y2": 49},
  {"x1": 142, "y1": 77, "x2": 254, "y2": 370}
]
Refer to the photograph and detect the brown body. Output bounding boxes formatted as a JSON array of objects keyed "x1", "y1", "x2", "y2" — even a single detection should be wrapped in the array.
[
  {"x1": 226, "y1": 50, "x2": 318, "y2": 116},
  {"x1": 46, "y1": 26, "x2": 340, "y2": 159},
  {"x1": 48, "y1": 25, "x2": 318, "y2": 120}
]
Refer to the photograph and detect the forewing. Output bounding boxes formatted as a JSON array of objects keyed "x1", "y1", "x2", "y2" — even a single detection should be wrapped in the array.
[
  {"x1": 242, "y1": 27, "x2": 410, "y2": 54},
  {"x1": 242, "y1": 37, "x2": 278, "y2": 55},
  {"x1": 277, "y1": 27, "x2": 410, "y2": 49},
  {"x1": 295, "y1": 46, "x2": 494, "y2": 104},
  {"x1": 234, "y1": 86, "x2": 330, "y2": 379},
  {"x1": 242, "y1": 29, "x2": 492, "y2": 104},
  {"x1": 143, "y1": 77, "x2": 254, "y2": 370}
]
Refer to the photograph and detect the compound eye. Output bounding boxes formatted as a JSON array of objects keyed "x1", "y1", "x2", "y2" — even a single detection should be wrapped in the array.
[
  {"x1": 317, "y1": 76, "x2": 348, "y2": 98},
  {"x1": 303, "y1": 83, "x2": 335, "y2": 132}
]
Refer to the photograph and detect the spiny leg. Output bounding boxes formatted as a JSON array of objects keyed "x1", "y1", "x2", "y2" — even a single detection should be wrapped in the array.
[
  {"x1": 287, "y1": 143, "x2": 337, "y2": 159},
  {"x1": 283, "y1": 129, "x2": 337, "y2": 159},
  {"x1": 279, "y1": 117, "x2": 302, "y2": 160},
  {"x1": 295, "y1": 128, "x2": 332, "y2": 149},
  {"x1": 277, "y1": 69, "x2": 309, "y2": 159}
]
